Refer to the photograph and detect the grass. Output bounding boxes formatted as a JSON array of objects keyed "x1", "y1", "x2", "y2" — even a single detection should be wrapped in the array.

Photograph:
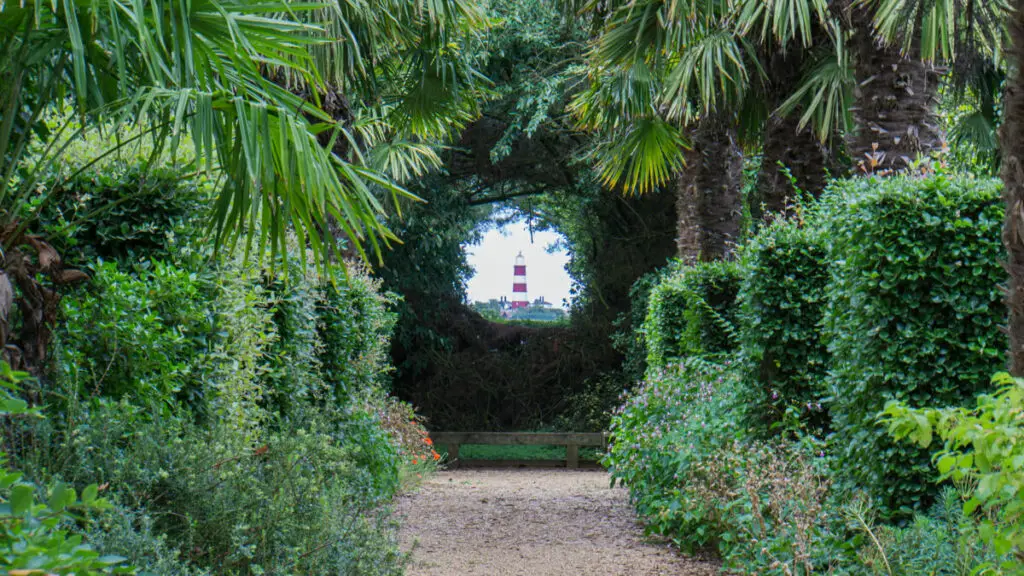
[{"x1": 434, "y1": 444, "x2": 604, "y2": 462}]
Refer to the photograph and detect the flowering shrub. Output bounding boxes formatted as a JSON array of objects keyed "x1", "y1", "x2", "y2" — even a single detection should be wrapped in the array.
[
  {"x1": 379, "y1": 397, "x2": 441, "y2": 469},
  {"x1": 606, "y1": 360, "x2": 843, "y2": 573}
]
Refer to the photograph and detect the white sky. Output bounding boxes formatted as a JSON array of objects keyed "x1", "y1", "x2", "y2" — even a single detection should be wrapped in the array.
[{"x1": 464, "y1": 221, "x2": 572, "y2": 310}]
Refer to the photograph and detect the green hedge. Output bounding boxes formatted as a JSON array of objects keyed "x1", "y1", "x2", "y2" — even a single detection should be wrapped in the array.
[
  {"x1": 737, "y1": 221, "x2": 830, "y2": 435},
  {"x1": 644, "y1": 261, "x2": 743, "y2": 370},
  {"x1": 613, "y1": 267, "x2": 675, "y2": 382},
  {"x1": 37, "y1": 164, "x2": 207, "y2": 264},
  {"x1": 821, "y1": 174, "x2": 1005, "y2": 517}
]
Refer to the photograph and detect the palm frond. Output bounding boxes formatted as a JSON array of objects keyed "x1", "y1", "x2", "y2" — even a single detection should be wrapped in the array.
[
  {"x1": 950, "y1": 109, "x2": 997, "y2": 152},
  {"x1": 866, "y1": 0, "x2": 1009, "y2": 63},
  {"x1": 777, "y1": 22, "x2": 854, "y2": 141},
  {"x1": 660, "y1": 29, "x2": 759, "y2": 120},
  {"x1": 1, "y1": 0, "x2": 422, "y2": 267},
  {"x1": 588, "y1": 116, "x2": 688, "y2": 195},
  {"x1": 569, "y1": 60, "x2": 660, "y2": 131},
  {"x1": 368, "y1": 140, "x2": 444, "y2": 184},
  {"x1": 734, "y1": 0, "x2": 830, "y2": 48}
]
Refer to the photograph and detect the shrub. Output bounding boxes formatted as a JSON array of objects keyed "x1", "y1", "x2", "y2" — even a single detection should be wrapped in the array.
[
  {"x1": 605, "y1": 359, "x2": 741, "y2": 551},
  {"x1": 643, "y1": 261, "x2": 743, "y2": 370},
  {"x1": 0, "y1": 455, "x2": 128, "y2": 575},
  {"x1": 737, "y1": 220, "x2": 830, "y2": 436},
  {"x1": 317, "y1": 267, "x2": 398, "y2": 402},
  {"x1": 847, "y1": 487, "x2": 1006, "y2": 575},
  {"x1": 57, "y1": 260, "x2": 212, "y2": 408},
  {"x1": 84, "y1": 502, "x2": 199, "y2": 575},
  {"x1": 821, "y1": 174, "x2": 1005, "y2": 517},
  {"x1": 612, "y1": 268, "x2": 674, "y2": 383},
  {"x1": 31, "y1": 250, "x2": 414, "y2": 575},
  {"x1": 884, "y1": 372, "x2": 1024, "y2": 571},
  {"x1": 36, "y1": 164, "x2": 208, "y2": 264},
  {"x1": 606, "y1": 360, "x2": 846, "y2": 573},
  {"x1": 40, "y1": 401, "x2": 404, "y2": 575},
  {"x1": 0, "y1": 363, "x2": 132, "y2": 575},
  {"x1": 263, "y1": 259, "x2": 325, "y2": 418}
]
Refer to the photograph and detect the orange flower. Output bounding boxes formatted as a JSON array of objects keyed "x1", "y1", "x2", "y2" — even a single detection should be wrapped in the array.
[
  {"x1": 432, "y1": 450, "x2": 440, "y2": 461},
  {"x1": 423, "y1": 437, "x2": 433, "y2": 446}
]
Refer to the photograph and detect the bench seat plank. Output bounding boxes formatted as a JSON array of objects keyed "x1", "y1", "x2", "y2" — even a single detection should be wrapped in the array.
[{"x1": 431, "y1": 432, "x2": 606, "y2": 447}]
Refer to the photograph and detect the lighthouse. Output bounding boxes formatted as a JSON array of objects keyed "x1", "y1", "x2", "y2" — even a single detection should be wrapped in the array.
[{"x1": 511, "y1": 252, "x2": 529, "y2": 309}]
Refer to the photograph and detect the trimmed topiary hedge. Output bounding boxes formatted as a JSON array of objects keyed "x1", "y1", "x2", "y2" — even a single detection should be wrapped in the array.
[
  {"x1": 737, "y1": 220, "x2": 830, "y2": 436},
  {"x1": 644, "y1": 261, "x2": 743, "y2": 370},
  {"x1": 821, "y1": 174, "x2": 1005, "y2": 517}
]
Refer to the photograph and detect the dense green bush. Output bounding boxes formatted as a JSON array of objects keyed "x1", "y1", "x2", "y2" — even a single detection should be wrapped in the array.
[
  {"x1": 605, "y1": 359, "x2": 739, "y2": 550},
  {"x1": 58, "y1": 260, "x2": 212, "y2": 408},
  {"x1": 821, "y1": 174, "x2": 1005, "y2": 517},
  {"x1": 35, "y1": 164, "x2": 207, "y2": 264},
  {"x1": 609, "y1": 172, "x2": 1013, "y2": 574},
  {"x1": 849, "y1": 488, "x2": 1005, "y2": 575},
  {"x1": 317, "y1": 268, "x2": 398, "y2": 403},
  {"x1": 612, "y1": 266, "x2": 678, "y2": 384},
  {"x1": 643, "y1": 261, "x2": 742, "y2": 370},
  {"x1": 606, "y1": 359, "x2": 1008, "y2": 574},
  {"x1": 0, "y1": 363, "x2": 133, "y2": 575},
  {"x1": 29, "y1": 398, "x2": 403, "y2": 575},
  {"x1": 737, "y1": 220, "x2": 830, "y2": 435}
]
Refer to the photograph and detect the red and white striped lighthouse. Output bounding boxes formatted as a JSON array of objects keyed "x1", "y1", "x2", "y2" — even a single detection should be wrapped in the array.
[{"x1": 511, "y1": 252, "x2": 529, "y2": 309}]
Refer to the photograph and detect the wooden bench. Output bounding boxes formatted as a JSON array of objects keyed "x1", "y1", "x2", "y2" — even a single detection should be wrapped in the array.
[{"x1": 430, "y1": 432, "x2": 607, "y2": 469}]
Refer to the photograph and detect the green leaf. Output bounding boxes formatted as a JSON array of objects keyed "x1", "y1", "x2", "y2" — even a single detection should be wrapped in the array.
[
  {"x1": 48, "y1": 482, "x2": 75, "y2": 512},
  {"x1": 11, "y1": 484, "x2": 34, "y2": 515},
  {"x1": 81, "y1": 483, "x2": 98, "y2": 505}
]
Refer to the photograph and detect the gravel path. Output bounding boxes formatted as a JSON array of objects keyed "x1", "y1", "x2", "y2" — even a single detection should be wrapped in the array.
[{"x1": 395, "y1": 468, "x2": 719, "y2": 576}]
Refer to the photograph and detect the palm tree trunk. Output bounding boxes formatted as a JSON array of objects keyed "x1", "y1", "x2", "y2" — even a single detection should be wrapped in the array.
[
  {"x1": 676, "y1": 118, "x2": 743, "y2": 262},
  {"x1": 1002, "y1": 0, "x2": 1024, "y2": 376},
  {"x1": 755, "y1": 109, "x2": 836, "y2": 221},
  {"x1": 753, "y1": 48, "x2": 837, "y2": 222},
  {"x1": 849, "y1": 8, "x2": 944, "y2": 173}
]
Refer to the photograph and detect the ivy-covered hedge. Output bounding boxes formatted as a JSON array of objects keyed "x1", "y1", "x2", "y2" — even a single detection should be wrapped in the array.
[
  {"x1": 821, "y1": 175, "x2": 1005, "y2": 517},
  {"x1": 737, "y1": 221, "x2": 830, "y2": 435},
  {"x1": 644, "y1": 261, "x2": 743, "y2": 369}
]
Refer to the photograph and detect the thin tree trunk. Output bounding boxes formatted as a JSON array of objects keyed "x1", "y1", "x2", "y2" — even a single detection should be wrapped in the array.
[
  {"x1": 1002, "y1": 0, "x2": 1024, "y2": 376},
  {"x1": 753, "y1": 48, "x2": 837, "y2": 223},
  {"x1": 675, "y1": 118, "x2": 743, "y2": 262},
  {"x1": 849, "y1": 8, "x2": 944, "y2": 173}
]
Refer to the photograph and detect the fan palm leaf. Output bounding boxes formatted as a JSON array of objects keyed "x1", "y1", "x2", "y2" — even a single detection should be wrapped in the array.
[
  {"x1": 0, "y1": 0, "x2": 431, "y2": 269},
  {"x1": 866, "y1": 0, "x2": 1008, "y2": 62}
]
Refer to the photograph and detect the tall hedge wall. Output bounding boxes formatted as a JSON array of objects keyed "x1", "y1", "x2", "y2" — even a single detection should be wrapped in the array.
[
  {"x1": 644, "y1": 261, "x2": 743, "y2": 370},
  {"x1": 737, "y1": 221, "x2": 830, "y2": 435},
  {"x1": 821, "y1": 174, "x2": 1005, "y2": 516}
]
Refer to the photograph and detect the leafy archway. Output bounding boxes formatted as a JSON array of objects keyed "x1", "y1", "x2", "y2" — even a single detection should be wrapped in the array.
[{"x1": 376, "y1": 170, "x2": 676, "y2": 431}]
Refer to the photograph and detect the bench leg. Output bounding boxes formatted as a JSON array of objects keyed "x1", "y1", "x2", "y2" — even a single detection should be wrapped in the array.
[
  {"x1": 448, "y1": 443, "x2": 460, "y2": 469},
  {"x1": 566, "y1": 444, "x2": 579, "y2": 469}
]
